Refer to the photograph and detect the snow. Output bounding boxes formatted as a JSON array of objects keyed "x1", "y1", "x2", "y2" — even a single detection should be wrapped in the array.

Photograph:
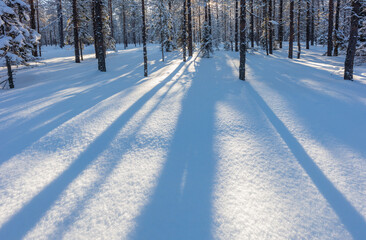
[{"x1": 0, "y1": 44, "x2": 366, "y2": 239}]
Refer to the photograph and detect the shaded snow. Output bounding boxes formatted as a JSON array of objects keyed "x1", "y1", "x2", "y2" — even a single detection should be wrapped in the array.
[{"x1": 0, "y1": 44, "x2": 365, "y2": 239}]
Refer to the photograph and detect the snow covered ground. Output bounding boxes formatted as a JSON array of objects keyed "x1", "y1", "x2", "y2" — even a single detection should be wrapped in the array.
[{"x1": 0, "y1": 44, "x2": 365, "y2": 240}]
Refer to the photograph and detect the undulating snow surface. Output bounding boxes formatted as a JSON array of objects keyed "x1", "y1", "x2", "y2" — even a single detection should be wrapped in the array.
[{"x1": 0, "y1": 44, "x2": 365, "y2": 240}]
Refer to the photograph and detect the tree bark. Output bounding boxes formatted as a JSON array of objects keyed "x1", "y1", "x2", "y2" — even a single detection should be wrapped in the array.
[
  {"x1": 95, "y1": 0, "x2": 106, "y2": 71},
  {"x1": 187, "y1": 0, "x2": 193, "y2": 56},
  {"x1": 269, "y1": 0, "x2": 273, "y2": 54},
  {"x1": 36, "y1": 0, "x2": 41, "y2": 56},
  {"x1": 288, "y1": 0, "x2": 294, "y2": 58},
  {"x1": 306, "y1": 0, "x2": 310, "y2": 49},
  {"x1": 333, "y1": 0, "x2": 340, "y2": 56},
  {"x1": 239, "y1": 0, "x2": 246, "y2": 80},
  {"x1": 297, "y1": 0, "x2": 301, "y2": 59},
  {"x1": 6, "y1": 57, "x2": 14, "y2": 89},
  {"x1": 108, "y1": 0, "x2": 114, "y2": 39},
  {"x1": 235, "y1": 0, "x2": 239, "y2": 51},
  {"x1": 183, "y1": 0, "x2": 187, "y2": 62},
  {"x1": 141, "y1": 0, "x2": 148, "y2": 77},
  {"x1": 279, "y1": 0, "x2": 283, "y2": 48},
  {"x1": 72, "y1": 0, "x2": 80, "y2": 63},
  {"x1": 250, "y1": 0, "x2": 255, "y2": 48},
  {"x1": 29, "y1": 0, "x2": 38, "y2": 57},
  {"x1": 344, "y1": 0, "x2": 361, "y2": 80},
  {"x1": 57, "y1": 0, "x2": 64, "y2": 48},
  {"x1": 327, "y1": 0, "x2": 334, "y2": 56}
]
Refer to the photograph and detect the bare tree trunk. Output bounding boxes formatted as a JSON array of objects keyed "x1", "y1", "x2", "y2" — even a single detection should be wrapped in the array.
[
  {"x1": 141, "y1": 0, "x2": 148, "y2": 77},
  {"x1": 333, "y1": 0, "x2": 340, "y2": 56},
  {"x1": 311, "y1": 0, "x2": 315, "y2": 45},
  {"x1": 306, "y1": 0, "x2": 310, "y2": 49},
  {"x1": 29, "y1": 0, "x2": 38, "y2": 57},
  {"x1": 269, "y1": 0, "x2": 273, "y2": 54},
  {"x1": 344, "y1": 0, "x2": 361, "y2": 80},
  {"x1": 239, "y1": 0, "x2": 246, "y2": 80},
  {"x1": 235, "y1": 0, "x2": 239, "y2": 51},
  {"x1": 36, "y1": 0, "x2": 41, "y2": 56},
  {"x1": 57, "y1": 0, "x2": 64, "y2": 48},
  {"x1": 72, "y1": 0, "x2": 80, "y2": 63},
  {"x1": 122, "y1": 3, "x2": 128, "y2": 49},
  {"x1": 279, "y1": 0, "x2": 283, "y2": 48},
  {"x1": 297, "y1": 0, "x2": 301, "y2": 58},
  {"x1": 187, "y1": 0, "x2": 193, "y2": 56},
  {"x1": 6, "y1": 57, "x2": 14, "y2": 89},
  {"x1": 95, "y1": 0, "x2": 106, "y2": 71},
  {"x1": 289, "y1": 0, "x2": 294, "y2": 58},
  {"x1": 108, "y1": 0, "x2": 114, "y2": 39},
  {"x1": 327, "y1": 0, "x2": 334, "y2": 56},
  {"x1": 183, "y1": 0, "x2": 187, "y2": 62},
  {"x1": 92, "y1": 1, "x2": 99, "y2": 59},
  {"x1": 250, "y1": 0, "x2": 254, "y2": 48}
]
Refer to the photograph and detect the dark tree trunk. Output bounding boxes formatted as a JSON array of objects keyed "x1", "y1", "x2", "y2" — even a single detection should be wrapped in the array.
[
  {"x1": 108, "y1": 0, "x2": 114, "y2": 39},
  {"x1": 297, "y1": 0, "x2": 301, "y2": 59},
  {"x1": 250, "y1": 0, "x2": 255, "y2": 48},
  {"x1": 95, "y1": 0, "x2": 106, "y2": 71},
  {"x1": 187, "y1": 0, "x2": 193, "y2": 56},
  {"x1": 123, "y1": 3, "x2": 128, "y2": 49},
  {"x1": 80, "y1": 40, "x2": 83, "y2": 61},
  {"x1": 333, "y1": 0, "x2": 340, "y2": 56},
  {"x1": 57, "y1": 0, "x2": 64, "y2": 48},
  {"x1": 269, "y1": 0, "x2": 273, "y2": 54},
  {"x1": 132, "y1": 10, "x2": 137, "y2": 46},
  {"x1": 327, "y1": 0, "x2": 334, "y2": 56},
  {"x1": 6, "y1": 57, "x2": 14, "y2": 89},
  {"x1": 92, "y1": 1, "x2": 99, "y2": 59},
  {"x1": 344, "y1": 0, "x2": 361, "y2": 80},
  {"x1": 36, "y1": 0, "x2": 41, "y2": 56},
  {"x1": 264, "y1": 0, "x2": 269, "y2": 55},
  {"x1": 29, "y1": 0, "x2": 38, "y2": 57},
  {"x1": 235, "y1": 0, "x2": 239, "y2": 51},
  {"x1": 311, "y1": 0, "x2": 315, "y2": 45},
  {"x1": 306, "y1": 0, "x2": 310, "y2": 49},
  {"x1": 141, "y1": 0, "x2": 148, "y2": 77},
  {"x1": 289, "y1": 0, "x2": 294, "y2": 58},
  {"x1": 239, "y1": 0, "x2": 246, "y2": 80},
  {"x1": 279, "y1": 0, "x2": 283, "y2": 48},
  {"x1": 72, "y1": 0, "x2": 80, "y2": 63},
  {"x1": 183, "y1": 0, "x2": 187, "y2": 62}
]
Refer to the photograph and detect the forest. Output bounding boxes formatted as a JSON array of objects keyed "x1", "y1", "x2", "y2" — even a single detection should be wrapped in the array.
[{"x1": 0, "y1": 0, "x2": 366, "y2": 239}]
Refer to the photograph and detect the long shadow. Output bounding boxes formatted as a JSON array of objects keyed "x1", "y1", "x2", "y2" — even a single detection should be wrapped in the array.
[
  {"x1": 0, "y1": 53, "x2": 181, "y2": 166},
  {"x1": 246, "y1": 83, "x2": 366, "y2": 240},
  {"x1": 0, "y1": 61, "x2": 186, "y2": 240},
  {"x1": 130, "y1": 58, "x2": 221, "y2": 240},
  {"x1": 46, "y1": 64, "x2": 185, "y2": 238}
]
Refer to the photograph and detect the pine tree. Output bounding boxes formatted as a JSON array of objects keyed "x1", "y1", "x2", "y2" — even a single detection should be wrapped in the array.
[
  {"x1": 94, "y1": 0, "x2": 106, "y2": 71},
  {"x1": 289, "y1": 0, "x2": 294, "y2": 58},
  {"x1": 327, "y1": 0, "x2": 334, "y2": 56},
  {"x1": 0, "y1": 0, "x2": 39, "y2": 88},
  {"x1": 57, "y1": 0, "x2": 64, "y2": 48},
  {"x1": 141, "y1": 0, "x2": 148, "y2": 76}
]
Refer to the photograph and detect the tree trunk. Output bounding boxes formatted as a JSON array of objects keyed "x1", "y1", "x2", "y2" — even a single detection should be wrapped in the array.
[
  {"x1": 187, "y1": 0, "x2": 193, "y2": 56},
  {"x1": 29, "y1": 0, "x2": 38, "y2": 57},
  {"x1": 235, "y1": 0, "x2": 239, "y2": 51},
  {"x1": 108, "y1": 0, "x2": 114, "y2": 39},
  {"x1": 92, "y1": 1, "x2": 99, "y2": 59},
  {"x1": 57, "y1": 0, "x2": 64, "y2": 48},
  {"x1": 36, "y1": 0, "x2": 41, "y2": 56},
  {"x1": 250, "y1": 0, "x2": 255, "y2": 48},
  {"x1": 239, "y1": 0, "x2": 246, "y2": 80},
  {"x1": 333, "y1": 0, "x2": 340, "y2": 56},
  {"x1": 122, "y1": 3, "x2": 128, "y2": 49},
  {"x1": 344, "y1": 0, "x2": 361, "y2": 80},
  {"x1": 141, "y1": 0, "x2": 148, "y2": 77},
  {"x1": 6, "y1": 57, "x2": 14, "y2": 89},
  {"x1": 289, "y1": 0, "x2": 294, "y2": 58},
  {"x1": 311, "y1": 0, "x2": 315, "y2": 45},
  {"x1": 279, "y1": 0, "x2": 283, "y2": 48},
  {"x1": 327, "y1": 0, "x2": 334, "y2": 56},
  {"x1": 183, "y1": 0, "x2": 187, "y2": 62},
  {"x1": 72, "y1": 0, "x2": 80, "y2": 63},
  {"x1": 297, "y1": 0, "x2": 301, "y2": 59},
  {"x1": 95, "y1": 0, "x2": 106, "y2": 71},
  {"x1": 306, "y1": 0, "x2": 310, "y2": 49},
  {"x1": 269, "y1": 0, "x2": 273, "y2": 54}
]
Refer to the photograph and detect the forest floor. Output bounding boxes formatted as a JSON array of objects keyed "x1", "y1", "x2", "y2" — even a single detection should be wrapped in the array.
[{"x1": 0, "y1": 44, "x2": 366, "y2": 240}]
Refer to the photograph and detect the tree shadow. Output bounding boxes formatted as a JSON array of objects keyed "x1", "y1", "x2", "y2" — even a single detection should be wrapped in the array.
[
  {"x1": 0, "y1": 51, "x2": 181, "y2": 166},
  {"x1": 0, "y1": 61, "x2": 186, "y2": 240},
  {"x1": 130, "y1": 57, "x2": 225, "y2": 240},
  {"x1": 246, "y1": 83, "x2": 366, "y2": 239}
]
